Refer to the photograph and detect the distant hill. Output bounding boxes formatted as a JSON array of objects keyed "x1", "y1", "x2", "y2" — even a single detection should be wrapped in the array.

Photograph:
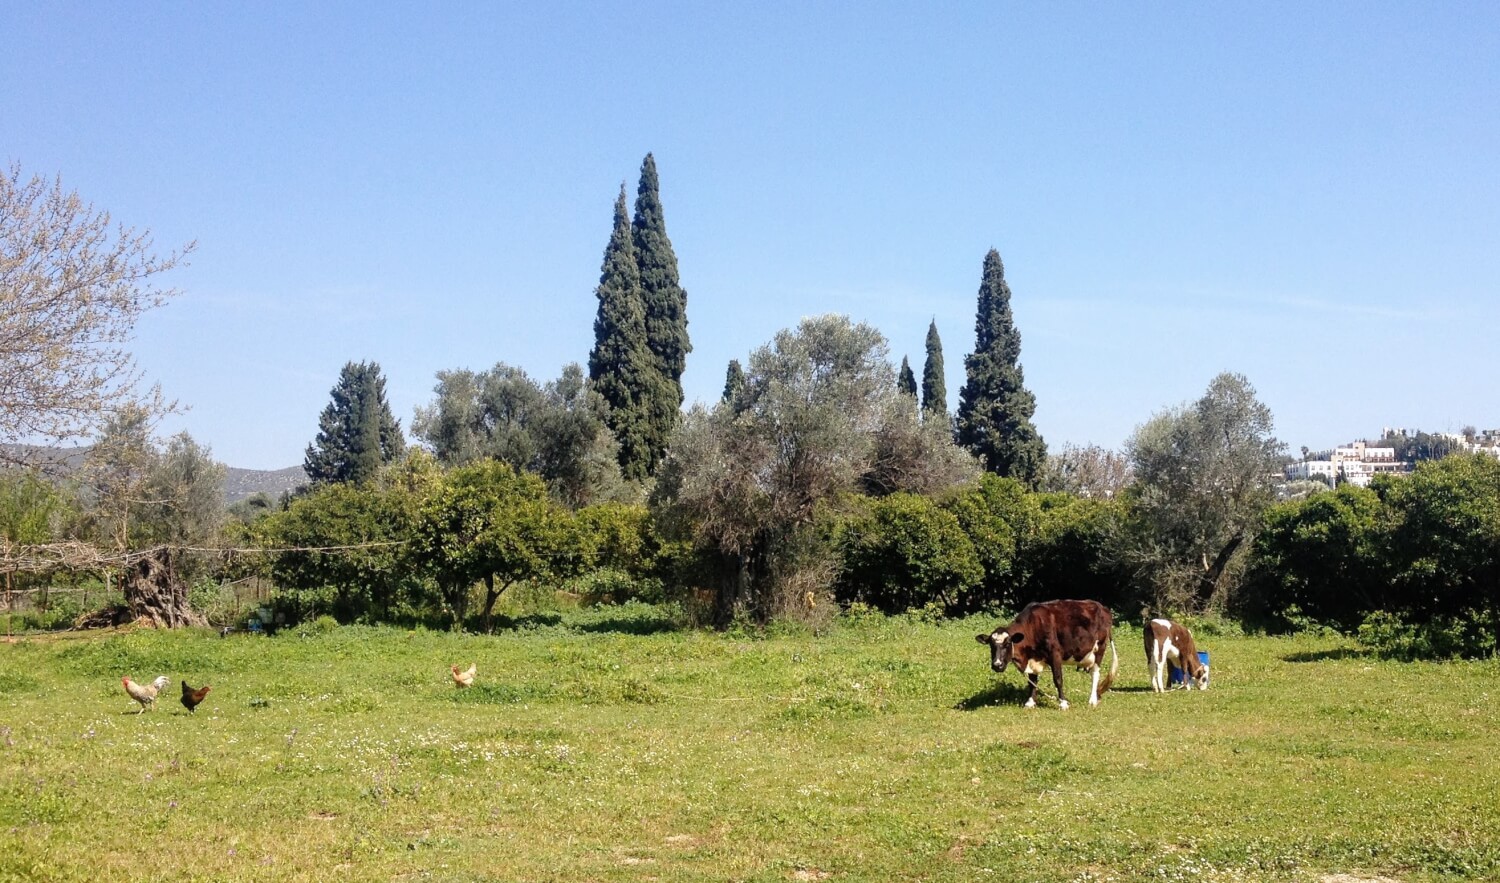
[
  {"x1": 224, "y1": 465, "x2": 307, "y2": 503},
  {"x1": 4, "y1": 444, "x2": 306, "y2": 504}
]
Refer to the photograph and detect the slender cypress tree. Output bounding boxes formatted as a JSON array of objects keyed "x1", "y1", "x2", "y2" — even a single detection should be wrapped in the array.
[
  {"x1": 722, "y1": 359, "x2": 746, "y2": 404},
  {"x1": 897, "y1": 356, "x2": 918, "y2": 400},
  {"x1": 632, "y1": 153, "x2": 690, "y2": 472},
  {"x1": 921, "y1": 319, "x2": 946, "y2": 420},
  {"x1": 588, "y1": 186, "x2": 655, "y2": 481},
  {"x1": 304, "y1": 361, "x2": 405, "y2": 485},
  {"x1": 955, "y1": 249, "x2": 1046, "y2": 484}
]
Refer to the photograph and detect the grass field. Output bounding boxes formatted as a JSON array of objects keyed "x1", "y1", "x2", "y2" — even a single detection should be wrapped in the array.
[{"x1": 1, "y1": 605, "x2": 1497, "y2": 882}]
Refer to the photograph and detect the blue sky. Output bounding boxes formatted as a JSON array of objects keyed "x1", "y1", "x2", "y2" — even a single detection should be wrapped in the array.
[{"x1": 4, "y1": 4, "x2": 1496, "y2": 469}]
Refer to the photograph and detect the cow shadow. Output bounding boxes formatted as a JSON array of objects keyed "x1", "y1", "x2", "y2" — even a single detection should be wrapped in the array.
[
  {"x1": 955, "y1": 681, "x2": 1033, "y2": 710},
  {"x1": 1282, "y1": 647, "x2": 1369, "y2": 663}
]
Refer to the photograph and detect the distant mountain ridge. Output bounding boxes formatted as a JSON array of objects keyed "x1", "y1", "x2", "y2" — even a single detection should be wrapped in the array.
[
  {"x1": 224, "y1": 465, "x2": 306, "y2": 503},
  {"x1": 3, "y1": 445, "x2": 306, "y2": 504}
]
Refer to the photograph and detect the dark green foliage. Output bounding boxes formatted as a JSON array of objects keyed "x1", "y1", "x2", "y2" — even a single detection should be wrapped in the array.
[
  {"x1": 1246, "y1": 485, "x2": 1388, "y2": 631},
  {"x1": 304, "y1": 361, "x2": 405, "y2": 486},
  {"x1": 572, "y1": 502, "x2": 675, "y2": 602},
  {"x1": 258, "y1": 479, "x2": 424, "y2": 625},
  {"x1": 921, "y1": 320, "x2": 946, "y2": 420},
  {"x1": 835, "y1": 493, "x2": 982, "y2": 614},
  {"x1": 412, "y1": 461, "x2": 586, "y2": 631},
  {"x1": 722, "y1": 359, "x2": 746, "y2": 406},
  {"x1": 1379, "y1": 430, "x2": 1464, "y2": 463},
  {"x1": 1379, "y1": 454, "x2": 1500, "y2": 624},
  {"x1": 588, "y1": 186, "x2": 656, "y2": 480},
  {"x1": 1245, "y1": 454, "x2": 1500, "y2": 657},
  {"x1": 1026, "y1": 492, "x2": 1130, "y2": 611},
  {"x1": 941, "y1": 474, "x2": 1037, "y2": 612},
  {"x1": 896, "y1": 357, "x2": 917, "y2": 401},
  {"x1": 632, "y1": 154, "x2": 691, "y2": 474},
  {"x1": 955, "y1": 249, "x2": 1046, "y2": 485}
]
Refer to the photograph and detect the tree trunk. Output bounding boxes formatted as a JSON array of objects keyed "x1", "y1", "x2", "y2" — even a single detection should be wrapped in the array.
[
  {"x1": 1195, "y1": 533, "x2": 1246, "y2": 609},
  {"x1": 123, "y1": 548, "x2": 206, "y2": 628},
  {"x1": 480, "y1": 573, "x2": 506, "y2": 634}
]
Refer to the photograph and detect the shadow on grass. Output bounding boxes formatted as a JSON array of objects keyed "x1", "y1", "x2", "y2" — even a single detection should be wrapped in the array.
[
  {"x1": 488, "y1": 609, "x2": 687, "y2": 637},
  {"x1": 955, "y1": 680, "x2": 1033, "y2": 710},
  {"x1": 569, "y1": 614, "x2": 684, "y2": 636},
  {"x1": 1282, "y1": 646, "x2": 1371, "y2": 663}
]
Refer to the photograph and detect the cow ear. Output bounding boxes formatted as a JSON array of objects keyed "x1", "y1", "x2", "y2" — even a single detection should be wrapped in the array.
[
  {"x1": 1008, "y1": 631, "x2": 1023, "y2": 644},
  {"x1": 975, "y1": 633, "x2": 990, "y2": 645}
]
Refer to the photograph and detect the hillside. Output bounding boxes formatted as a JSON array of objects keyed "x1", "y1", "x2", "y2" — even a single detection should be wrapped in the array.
[
  {"x1": 4, "y1": 445, "x2": 304, "y2": 504},
  {"x1": 223, "y1": 464, "x2": 306, "y2": 503}
]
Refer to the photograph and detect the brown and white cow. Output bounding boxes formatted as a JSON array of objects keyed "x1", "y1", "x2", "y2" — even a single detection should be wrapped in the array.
[
  {"x1": 975, "y1": 599, "x2": 1118, "y2": 709},
  {"x1": 1144, "y1": 617, "x2": 1209, "y2": 692}
]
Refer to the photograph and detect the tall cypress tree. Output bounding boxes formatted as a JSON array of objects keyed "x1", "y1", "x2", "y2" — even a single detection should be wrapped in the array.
[
  {"x1": 897, "y1": 356, "x2": 918, "y2": 400},
  {"x1": 304, "y1": 361, "x2": 405, "y2": 485},
  {"x1": 722, "y1": 359, "x2": 746, "y2": 404},
  {"x1": 955, "y1": 249, "x2": 1046, "y2": 484},
  {"x1": 632, "y1": 153, "x2": 690, "y2": 473},
  {"x1": 921, "y1": 319, "x2": 946, "y2": 420},
  {"x1": 588, "y1": 185, "x2": 655, "y2": 481}
]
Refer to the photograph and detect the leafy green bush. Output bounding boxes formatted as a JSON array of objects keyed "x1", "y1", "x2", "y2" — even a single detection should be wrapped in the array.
[
  {"x1": 1357, "y1": 609, "x2": 1497, "y2": 660},
  {"x1": 835, "y1": 492, "x2": 982, "y2": 614},
  {"x1": 568, "y1": 567, "x2": 664, "y2": 605}
]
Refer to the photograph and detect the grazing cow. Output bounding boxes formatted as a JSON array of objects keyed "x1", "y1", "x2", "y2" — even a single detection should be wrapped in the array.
[
  {"x1": 1144, "y1": 618, "x2": 1209, "y2": 692},
  {"x1": 975, "y1": 599, "x2": 1118, "y2": 709}
]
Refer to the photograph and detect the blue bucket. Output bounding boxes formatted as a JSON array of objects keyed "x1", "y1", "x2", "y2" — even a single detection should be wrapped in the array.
[{"x1": 1169, "y1": 651, "x2": 1210, "y2": 686}]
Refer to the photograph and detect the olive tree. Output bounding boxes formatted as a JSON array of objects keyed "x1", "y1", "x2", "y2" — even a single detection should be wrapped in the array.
[
  {"x1": 1123, "y1": 372, "x2": 1285, "y2": 611},
  {"x1": 653, "y1": 314, "x2": 976, "y2": 624}
]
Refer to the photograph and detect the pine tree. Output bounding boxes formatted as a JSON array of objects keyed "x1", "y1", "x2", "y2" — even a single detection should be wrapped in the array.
[
  {"x1": 632, "y1": 153, "x2": 691, "y2": 473},
  {"x1": 304, "y1": 361, "x2": 405, "y2": 485},
  {"x1": 921, "y1": 319, "x2": 946, "y2": 420},
  {"x1": 722, "y1": 359, "x2": 746, "y2": 404},
  {"x1": 955, "y1": 249, "x2": 1046, "y2": 485},
  {"x1": 897, "y1": 357, "x2": 918, "y2": 400},
  {"x1": 588, "y1": 185, "x2": 655, "y2": 481}
]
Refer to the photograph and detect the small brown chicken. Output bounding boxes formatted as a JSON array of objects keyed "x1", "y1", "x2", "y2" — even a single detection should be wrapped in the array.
[
  {"x1": 181, "y1": 680, "x2": 211, "y2": 713},
  {"x1": 122, "y1": 675, "x2": 171, "y2": 713},
  {"x1": 450, "y1": 663, "x2": 476, "y2": 688}
]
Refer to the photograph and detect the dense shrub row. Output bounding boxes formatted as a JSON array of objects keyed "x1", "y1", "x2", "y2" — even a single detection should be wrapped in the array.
[{"x1": 1243, "y1": 454, "x2": 1500, "y2": 658}]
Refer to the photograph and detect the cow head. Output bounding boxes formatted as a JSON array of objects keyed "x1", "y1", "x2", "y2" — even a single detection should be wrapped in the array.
[
  {"x1": 976, "y1": 629, "x2": 1021, "y2": 672},
  {"x1": 1191, "y1": 664, "x2": 1210, "y2": 690}
]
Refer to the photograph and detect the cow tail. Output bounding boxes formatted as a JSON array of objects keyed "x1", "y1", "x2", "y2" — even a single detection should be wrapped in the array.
[{"x1": 1098, "y1": 637, "x2": 1118, "y2": 695}]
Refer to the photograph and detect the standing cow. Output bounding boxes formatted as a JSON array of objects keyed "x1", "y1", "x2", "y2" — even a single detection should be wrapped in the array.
[
  {"x1": 976, "y1": 599, "x2": 1118, "y2": 709},
  {"x1": 1144, "y1": 617, "x2": 1210, "y2": 692}
]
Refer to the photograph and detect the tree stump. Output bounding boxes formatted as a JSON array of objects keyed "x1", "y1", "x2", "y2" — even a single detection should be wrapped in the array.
[{"x1": 123, "y1": 549, "x2": 205, "y2": 628}]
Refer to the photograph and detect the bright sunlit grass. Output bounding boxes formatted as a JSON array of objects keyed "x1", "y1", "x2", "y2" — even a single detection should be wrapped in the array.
[{"x1": 1, "y1": 606, "x2": 1497, "y2": 882}]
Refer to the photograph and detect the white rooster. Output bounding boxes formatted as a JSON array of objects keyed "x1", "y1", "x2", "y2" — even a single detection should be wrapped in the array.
[
  {"x1": 122, "y1": 675, "x2": 171, "y2": 713},
  {"x1": 450, "y1": 663, "x2": 476, "y2": 688}
]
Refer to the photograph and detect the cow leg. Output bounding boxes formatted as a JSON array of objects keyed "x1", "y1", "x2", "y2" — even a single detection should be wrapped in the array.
[
  {"x1": 1087, "y1": 662, "x2": 1101, "y2": 706},
  {"x1": 1051, "y1": 653, "x2": 1068, "y2": 710},
  {"x1": 1024, "y1": 671, "x2": 1040, "y2": 708},
  {"x1": 1151, "y1": 645, "x2": 1166, "y2": 692}
]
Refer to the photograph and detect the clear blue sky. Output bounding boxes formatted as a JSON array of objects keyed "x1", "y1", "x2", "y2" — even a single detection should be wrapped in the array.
[{"x1": 5, "y1": 4, "x2": 1497, "y2": 469}]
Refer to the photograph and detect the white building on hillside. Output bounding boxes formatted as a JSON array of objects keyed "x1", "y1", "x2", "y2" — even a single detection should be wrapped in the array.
[{"x1": 1285, "y1": 440, "x2": 1412, "y2": 488}]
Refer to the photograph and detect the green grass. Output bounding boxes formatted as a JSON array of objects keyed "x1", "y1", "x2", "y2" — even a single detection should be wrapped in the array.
[{"x1": 2, "y1": 605, "x2": 1498, "y2": 882}]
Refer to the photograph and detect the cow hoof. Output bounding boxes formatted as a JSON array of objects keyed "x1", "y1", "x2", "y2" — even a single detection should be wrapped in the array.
[
  {"x1": 1088, "y1": 698, "x2": 1099, "y2": 707},
  {"x1": 1024, "y1": 698, "x2": 1037, "y2": 708},
  {"x1": 1058, "y1": 700, "x2": 1069, "y2": 710}
]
